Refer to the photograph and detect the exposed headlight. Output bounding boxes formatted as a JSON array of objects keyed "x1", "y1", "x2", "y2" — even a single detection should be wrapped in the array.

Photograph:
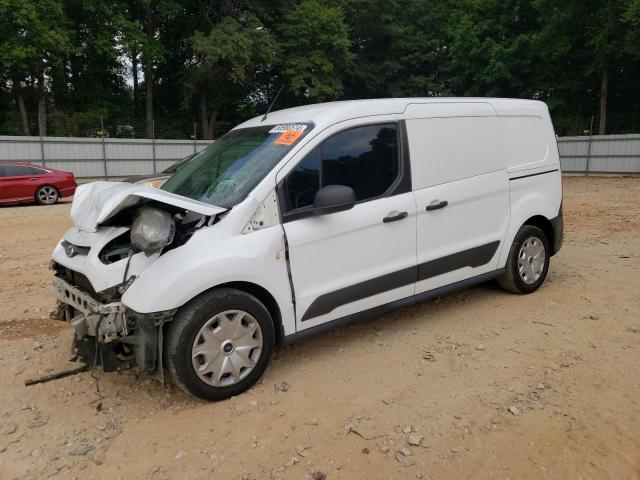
[{"x1": 130, "y1": 207, "x2": 175, "y2": 256}]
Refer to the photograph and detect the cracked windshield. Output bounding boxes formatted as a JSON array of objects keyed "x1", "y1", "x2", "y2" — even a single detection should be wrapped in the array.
[{"x1": 161, "y1": 124, "x2": 311, "y2": 207}]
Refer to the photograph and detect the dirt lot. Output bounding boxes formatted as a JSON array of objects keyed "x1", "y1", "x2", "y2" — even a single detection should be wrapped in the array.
[{"x1": 0, "y1": 177, "x2": 639, "y2": 480}]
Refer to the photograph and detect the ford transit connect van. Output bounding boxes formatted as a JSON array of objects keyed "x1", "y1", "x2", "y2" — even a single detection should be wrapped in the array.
[{"x1": 50, "y1": 98, "x2": 563, "y2": 400}]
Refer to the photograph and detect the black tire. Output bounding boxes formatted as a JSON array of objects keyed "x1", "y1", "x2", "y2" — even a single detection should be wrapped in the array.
[
  {"x1": 35, "y1": 185, "x2": 60, "y2": 205},
  {"x1": 165, "y1": 288, "x2": 275, "y2": 401},
  {"x1": 498, "y1": 225, "x2": 550, "y2": 294}
]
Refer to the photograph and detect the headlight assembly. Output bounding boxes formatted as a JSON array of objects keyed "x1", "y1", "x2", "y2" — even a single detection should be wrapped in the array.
[{"x1": 130, "y1": 207, "x2": 175, "y2": 256}]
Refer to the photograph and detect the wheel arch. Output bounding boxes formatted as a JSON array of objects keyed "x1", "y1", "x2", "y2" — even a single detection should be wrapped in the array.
[
  {"x1": 499, "y1": 186, "x2": 561, "y2": 268},
  {"x1": 218, "y1": 281, "x2": 285, "y2": 346},
  {"x1": 522, "y1": 215, "x2": 556, "y2": 255},
  {"x1": 169, "y1": 281, "x2": 285, "y2": 347}
]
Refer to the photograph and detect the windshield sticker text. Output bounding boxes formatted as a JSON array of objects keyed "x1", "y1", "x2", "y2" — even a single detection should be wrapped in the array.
[{"x1": 269, "y1": 124, "x2": 307, "y2": 134}]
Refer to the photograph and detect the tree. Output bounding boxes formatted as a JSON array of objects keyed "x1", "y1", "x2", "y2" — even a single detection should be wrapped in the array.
[
  {"x1": 587, "y1": 1, "x2": 629, "y2": 134},
  {"x1": 119, "y1": 0, "x2": 176, "y2": 138},
  {"x1": 0, "y1": 0, "x2": 71, "y2": 135},
  {"x1": 446, "y1": 0, "x2": 542, "y2": 97},
  {"x1": 44, "y1": 0, "x2": 131, "y2": 136},
  {"x1": 277, "y1": 0, "x2": 353, "y2": 101},
  {"x1": 535, "y1": 0, "x2": 636, "y2": 134},
  {"x1": 0, "y1": 0, "x2": 639, "y2": 138},
  {"x1": 189, "y1": 14, "x2": 276, "y2": 138},
  {"x1": 341, "y1": 0, "x2": 452, "y2": 98},
  {"x1": 624, "y1": 0, "x2": 640, "y2": 49},
  {"x1": 118, "y1": 0, "x2": 146, "y2": 123}
]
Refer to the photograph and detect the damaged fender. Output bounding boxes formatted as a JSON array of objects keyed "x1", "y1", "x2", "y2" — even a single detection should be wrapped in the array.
[{"x1": 121, "y1": 222, "x2": 296, "y2": 336}]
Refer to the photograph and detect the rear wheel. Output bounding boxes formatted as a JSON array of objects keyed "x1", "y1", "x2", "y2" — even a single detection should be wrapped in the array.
[
  {"x1": 35, "y1": 185, "x2": 59, "y2": 205},
  {"x1": 498, "y1": 225, "x2": 550, "y2": 294},
  {"x1": 165, "y1": 288, "x2": 275, "y2": 401}
]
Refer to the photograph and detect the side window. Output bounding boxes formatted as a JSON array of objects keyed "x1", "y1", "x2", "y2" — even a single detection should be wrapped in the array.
[
  {"x1": 322, "y1": 123, "x2": 398, "y2": 201},
  {"x1": 283, "y1": 123, "x2": 399, "y2": 212},
  {"x1": 5, "y1": 165, "x2": 32, "y2": 176},
  {"x1": 26, "y1": 167, "x2": 46, "y2": 175},
  {"x1": 284, "y1": 147, "x2": 320, "y2": 210},
  {"x1": 0, "y1": 166, "x2": 7, "y2": 177}
]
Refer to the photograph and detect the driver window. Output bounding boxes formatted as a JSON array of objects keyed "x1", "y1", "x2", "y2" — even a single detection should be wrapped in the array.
[
  {"x1": 283, "y1": 123, "x2": 399, "y2": 212},
  {"x1": 284, "y1": 147, "x2": 320, "y2": 211}
]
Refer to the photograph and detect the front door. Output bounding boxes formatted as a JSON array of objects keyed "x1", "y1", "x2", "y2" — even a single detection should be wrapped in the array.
[{"x1": 278, "y1": 121, "x2": 417, "y2": 330}]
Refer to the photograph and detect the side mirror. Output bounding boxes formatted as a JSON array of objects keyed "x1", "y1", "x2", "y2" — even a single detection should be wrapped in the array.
[{"x1": 313, "y1": 185, "x2": 356, "y2": 215}]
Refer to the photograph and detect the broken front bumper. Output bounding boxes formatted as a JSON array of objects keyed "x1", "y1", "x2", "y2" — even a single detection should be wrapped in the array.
[
  {"x1": 53, "y1": 276, "x2": 128, "y2": 342},
  {"x1": 52, "y1": 275, "x2": 174, "y2": 375}
]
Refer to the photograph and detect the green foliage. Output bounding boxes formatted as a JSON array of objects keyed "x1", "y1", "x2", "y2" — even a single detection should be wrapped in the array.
[
  {"x1": 192, "y1": 15, "x2": 276, "y2": 85},
  {"x1": 446, "y1": 0, "x2": 542, "y2": 97},
  {"x1": 342, "y1": 0, "x2": 451, "y2": 98},
  {"x1": 0, "y1": 0, "x2": 639, "y2": 137},
  {"x1": 277, "y1": 0, "x2": 353, "y2": 100},
  {"x1": 0, "y1": 0, "x2": 71, "y2": 73},
  {"x1": 624, "y1": 0, "x2": 640, "y2": 54}
]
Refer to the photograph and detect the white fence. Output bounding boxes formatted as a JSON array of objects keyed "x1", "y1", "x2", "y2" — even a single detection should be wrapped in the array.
[
  {"x1": 0, "y1": 136, "x2": 214, "y2": 178},
  {"x1": 0, "y1": 133, "x2": 638, "y2": 178}
]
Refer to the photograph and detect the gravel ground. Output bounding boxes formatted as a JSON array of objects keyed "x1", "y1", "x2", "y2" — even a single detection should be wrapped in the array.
[{"x1": 0, "y1": 176, "x2": 639, "y2": 480}]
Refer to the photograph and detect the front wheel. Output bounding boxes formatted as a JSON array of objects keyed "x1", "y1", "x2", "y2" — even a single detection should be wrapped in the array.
[
  {"x1": 498, "y1": 225, "x2": 550, "y2": 294},
  {"x1": 165, "y1": 288, "x2": 275, "y2": 401}
]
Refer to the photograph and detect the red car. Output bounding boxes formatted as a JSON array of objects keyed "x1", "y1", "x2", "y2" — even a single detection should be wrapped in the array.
[{"x1": 0, "y1": 162, "x2": 77, "y2": 205}]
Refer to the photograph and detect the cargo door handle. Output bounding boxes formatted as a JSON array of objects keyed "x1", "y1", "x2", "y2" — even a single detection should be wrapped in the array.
[
  {"x1": 383, "y1": 211, "x2": 408, "y2": 223},
  {"x1": 426, "y1": 200, "x2": 448, "y2": 211}
]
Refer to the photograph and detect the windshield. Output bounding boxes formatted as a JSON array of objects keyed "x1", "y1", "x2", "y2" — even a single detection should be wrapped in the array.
[
  {"x1": 161, "y1": 124, "x2": 311, "y2": 207},
  {"x1": 163, "y1": 153, "x2": 195, "y2": 174}
]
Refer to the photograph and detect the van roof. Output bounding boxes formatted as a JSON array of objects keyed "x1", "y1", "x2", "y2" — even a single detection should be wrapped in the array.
[{"x1": 236, "y1": 97, "x2": 548, "y2": 131}]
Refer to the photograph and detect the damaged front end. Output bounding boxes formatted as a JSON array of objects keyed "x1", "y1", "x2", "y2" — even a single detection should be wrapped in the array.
[
  {"x1": 51, "y1": 270, "x2": 174, "y2": 378},
  {"x1": 49, "y1": 181, "x2": 226, "y2": 380}
]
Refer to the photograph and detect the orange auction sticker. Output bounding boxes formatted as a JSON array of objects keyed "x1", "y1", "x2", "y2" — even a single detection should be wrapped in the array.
[{"x1": 274, "y1": 129, "x2": 304, "y2": 145}]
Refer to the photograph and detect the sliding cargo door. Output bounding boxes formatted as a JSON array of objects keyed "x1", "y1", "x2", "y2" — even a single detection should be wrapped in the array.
[{"x1": 405, "y1": 105, "x2": 510, "y2": 294}]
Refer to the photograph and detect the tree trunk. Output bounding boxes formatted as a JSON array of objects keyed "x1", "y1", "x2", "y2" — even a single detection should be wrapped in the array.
[
  {"x1": 598, "y1": 60, "x2": 608, "y2": 135},
  {"x1": 207, "y1": 111, "x2": 217, "y2": 139},
  {"x1": 144, "y1": 60, "x2": 154, "y2": 138},
  {"x1": 12, "y1": 79, "x2": 30, "y2": 135},
  {"x1": 199, "y1": 91, "x2": 218, "y2": 140},
  {"x1": 200, "y1": 92, "x2": 209, "y2": 139},
  {"x1": 36, "y1": 71, "x2": 47, "y2": 136},
  {"x1": 132, "y1": 49, "x2": 140, "y2": 121},
  {"x1": 17, "y1": 93, "x2": 29, "y2": 135},
  {"x1": 144, "y1": 4, "x2": 154, "y2": 139}
]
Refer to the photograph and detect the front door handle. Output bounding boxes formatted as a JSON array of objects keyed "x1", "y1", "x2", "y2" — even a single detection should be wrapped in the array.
[
  {"x1": 383, "y1": 211, "x2": 408, "y2": 223},
  {"x1": 426, "y1": 200, "x2": 448, "y2": 211}
]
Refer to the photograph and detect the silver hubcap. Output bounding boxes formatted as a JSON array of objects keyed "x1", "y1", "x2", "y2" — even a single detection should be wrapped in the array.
[
  {"x1": 38, "y1": 186, "x2": 57, "y2": 204},
  {"x1": 518, "y1": 236, "x2": 546, "y2": 284},
  {"x1": 191, "y1": 310, "x2": 263, "y2": 387}
]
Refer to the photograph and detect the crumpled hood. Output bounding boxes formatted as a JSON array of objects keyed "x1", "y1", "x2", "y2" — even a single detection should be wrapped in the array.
[{"x1": 70, "y1": 181, "x2": 226, "y2": 233}]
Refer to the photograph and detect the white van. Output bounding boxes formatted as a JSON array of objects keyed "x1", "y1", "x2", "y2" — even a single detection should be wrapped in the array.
[{"x1": 50, "y1": 98, "x2": 563, "y2": 400}]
